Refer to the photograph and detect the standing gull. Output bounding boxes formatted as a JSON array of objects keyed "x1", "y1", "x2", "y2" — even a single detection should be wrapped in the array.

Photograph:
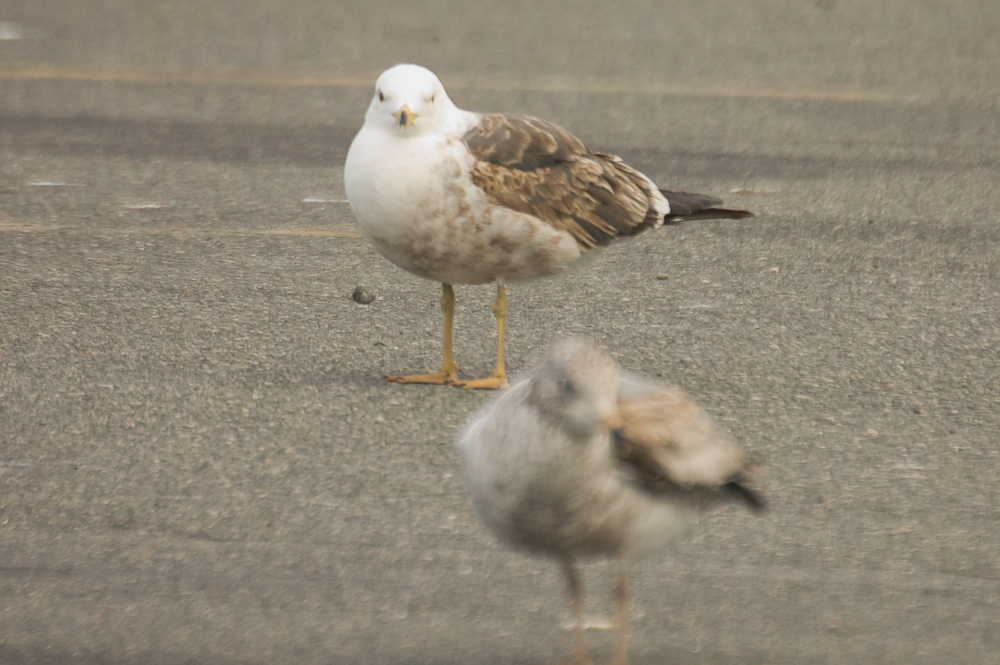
[
  {"x1": 457, "y1": 338, "x2": 766, "y2": 665},
  {"x1": 345, "y1": 64, "x2": 751, "y2": 389}
]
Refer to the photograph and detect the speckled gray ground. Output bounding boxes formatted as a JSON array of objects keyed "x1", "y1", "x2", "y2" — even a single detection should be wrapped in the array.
[{"x1": 1, "y1": 1, "x2": 999, "y2": 664}]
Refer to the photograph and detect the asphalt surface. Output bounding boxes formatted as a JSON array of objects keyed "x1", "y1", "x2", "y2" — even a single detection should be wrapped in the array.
[{"x1": 1, "y1": 1, "x2": 999, "y2": 664}]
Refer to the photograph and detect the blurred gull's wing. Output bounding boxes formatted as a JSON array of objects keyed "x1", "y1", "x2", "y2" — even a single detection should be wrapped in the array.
[{"x1": 615, "y1": 375, "x2": 766, "y2": 513}]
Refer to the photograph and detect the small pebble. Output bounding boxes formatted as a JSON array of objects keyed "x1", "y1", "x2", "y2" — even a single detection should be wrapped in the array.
[{"x1": 352, "y1": 286, "x2": 376, "y2": 304}]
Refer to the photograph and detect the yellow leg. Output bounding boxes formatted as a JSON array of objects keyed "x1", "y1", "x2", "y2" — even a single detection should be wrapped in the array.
[
  {"x1": 386, "y1": 283, "x2": 461, "y2": 385},
  {"x1": 453, "y1": 283, "x2": 510, "y2": 390}
]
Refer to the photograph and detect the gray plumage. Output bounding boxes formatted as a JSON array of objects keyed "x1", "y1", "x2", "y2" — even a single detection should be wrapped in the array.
[{"x1": 457, "y1": 338, "x2": 765, "y2": 665}]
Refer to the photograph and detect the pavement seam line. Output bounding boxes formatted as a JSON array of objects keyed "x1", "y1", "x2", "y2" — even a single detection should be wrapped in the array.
[{"x1": 0, "y1": 64, "x2": 929, "y2": 104}]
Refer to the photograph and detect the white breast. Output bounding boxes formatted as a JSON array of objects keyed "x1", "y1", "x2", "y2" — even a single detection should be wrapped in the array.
[
  {"x1": 345, "y1": 128, "x2": 459, "y2": 240},
  {"x1": 344, "y1": 120, "x2": 582, "y2": 285}
]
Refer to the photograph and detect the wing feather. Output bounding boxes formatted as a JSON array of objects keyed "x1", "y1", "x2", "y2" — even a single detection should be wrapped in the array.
[
  {"x1": 465, "y1": 114, "x2": 660, "y2": 249},
  {"x1": 464, "y1": 114, "x2": 752, "y2": 249},
  {"x1": 613, "y1": 378, "x2": 765, "y2": 512}
]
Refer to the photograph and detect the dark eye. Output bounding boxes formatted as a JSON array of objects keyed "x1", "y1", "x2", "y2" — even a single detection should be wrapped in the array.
[
  {"x1": 430, "y1": 92, "x2": 436, "y2": 103},
  {"x1": 377, "y1": 90, "x2": 384, "y2": 102},
  {"x1": 558, "y1": 377, "x2": 575, "y2": 396}
]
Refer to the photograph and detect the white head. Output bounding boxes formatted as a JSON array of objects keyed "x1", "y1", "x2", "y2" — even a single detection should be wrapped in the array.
[
  {"x1": 364, "y1": 64, "x2": 458, "y2": 136},
  {"x1": 527, "y1": 338, "x2": 622, "y2": 439}
]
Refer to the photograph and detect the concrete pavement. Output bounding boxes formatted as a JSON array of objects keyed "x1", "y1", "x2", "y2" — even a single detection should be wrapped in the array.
[{"x1": 1, "y1": 1, "x2": 999, "y2": 663}]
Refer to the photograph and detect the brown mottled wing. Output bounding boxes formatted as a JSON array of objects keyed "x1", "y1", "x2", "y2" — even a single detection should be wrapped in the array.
[
  {"x1": 613, "y1": 380, "x2": 765, "y2": 513},
  {"x1": 463, "y1": 114, "x2": 665, "y2": 250}
]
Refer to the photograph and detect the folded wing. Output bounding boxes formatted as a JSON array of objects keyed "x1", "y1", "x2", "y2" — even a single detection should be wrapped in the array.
[
  {"x1": 614, "y1": 375, "x2": 766, "y2": 513},
  {"x1": 463, "y1": 114, "x2": 753, "y2": 251}
]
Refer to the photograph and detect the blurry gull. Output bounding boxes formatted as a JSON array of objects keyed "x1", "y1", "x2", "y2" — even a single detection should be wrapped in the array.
[
  {"x1": 345, "y1": 64, "x2": 752, "y2": 389},
  {"x1": 457, "y1": 338, "x2": 766, "y2": 664}
]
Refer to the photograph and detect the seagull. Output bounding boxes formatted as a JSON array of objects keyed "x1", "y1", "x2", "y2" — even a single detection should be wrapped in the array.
[
  {"x1": 457, "y1": 338, "x2": 766, "y2": 665},
  {"x1": 345, "y1": 64, "x2": 751, "y2": 389}
]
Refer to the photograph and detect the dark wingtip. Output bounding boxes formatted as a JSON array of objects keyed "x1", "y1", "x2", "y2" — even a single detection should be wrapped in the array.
[
  {"x1": 658, "y1": 190, "x2": 754, "y2": 222},
  {"x1": 664, "y1": 208, "x2": 755, "y2": 222},
  {"x1": 723, "y1": 482, "x2": 768, "y2": 515},
  {"x1": 717, "y1": 208, "x2": 755, "y2": 219}
]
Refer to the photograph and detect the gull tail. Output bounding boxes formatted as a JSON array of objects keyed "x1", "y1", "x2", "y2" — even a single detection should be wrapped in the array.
[
  {"x1": 722, "y1": 481, "x2": 768, "y2": 514},
  {"x1": 660, "y1": 190, "x2": 754, "y2": 223}
]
